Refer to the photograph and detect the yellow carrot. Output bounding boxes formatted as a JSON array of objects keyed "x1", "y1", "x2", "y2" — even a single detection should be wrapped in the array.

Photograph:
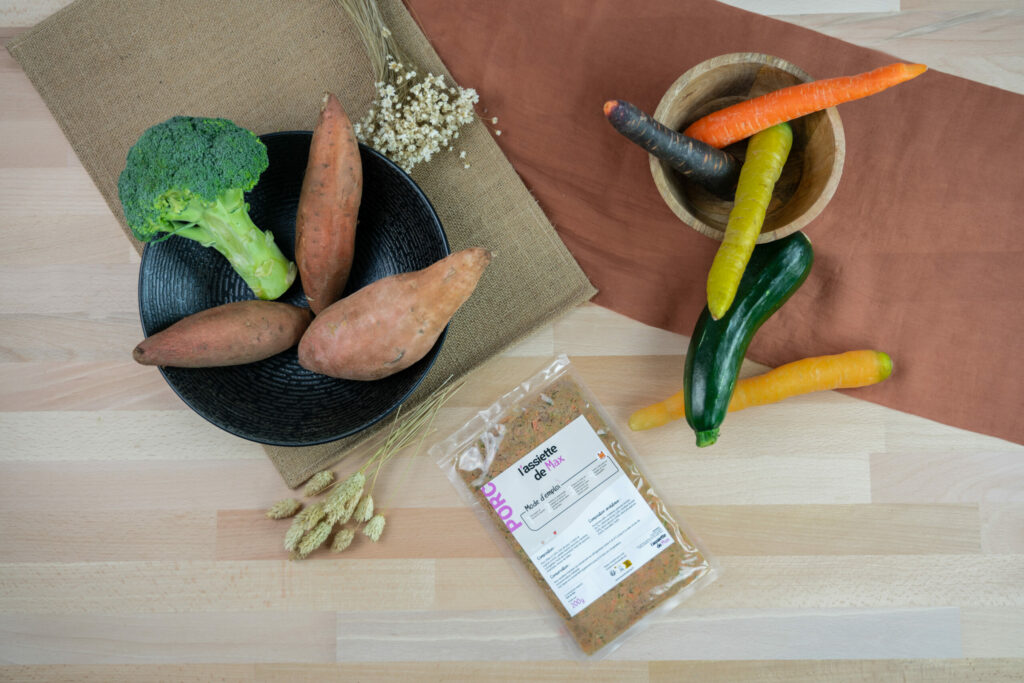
[
  {"x1": 629, "y1": 350, "x2": 893, "y2": 431},
  {"x1": 707, "y1": 122, "x2": 792, "y2": 320},
  {"x1": 684, "y1": 62, "x2": 928, "y2": 149}
]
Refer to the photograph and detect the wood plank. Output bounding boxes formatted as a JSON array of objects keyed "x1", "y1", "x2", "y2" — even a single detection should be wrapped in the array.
[
  {"x1": 216, "y1": 503, "x2": 981, "y2": 561},
  {"x1": 680, "y1": 503, "x2": 981, "y2": 556},
  {"x1": 552, "y1": 304, "x2": 688, "y2": 357},
  {"x1": 0, "y1": 448, "x2": 870, "y2": 515},
  {"x1": 0, "y1": 412, "x2": 264, "y2": 462},
  {"x1": 0, "y1": 214, "x2": 136, "y2": 266},
  {"x1": 0, "y1": 72, "x2": 57, "y2": 117},
  {"x1": 0, "y1": 120, "x2": 69, "y2": 167},
  {"x1": 0, "y1": 662, "x2": 645, "y2": 682},
  {"x1": 0, "y1": 168, "x2": 112, "y2": 215},
  {"x1": 872, "y1": 452, "x2": 1024, "y2": 503},
  {"x1": 0, "y1": 362, "x2": 180, "y2": 411},
  {"x1": 981, "y1": 503, "x2": 1024, "y2": 553},
  {"x1": 0, "y1": 460, "x2": 299, "y2": 512},
  {"x1": 783, "y1": 3, "x2": 1024, "y2": 93},
  {"x1": 961, "y1": 607, "x2": 1024, "y2": 657},
  {"x1": 0, "y1": 265, "x2": 138, "y2": 316},
  {"x1": 2, "y1": 660, "x2": 1024, "y2": 683},
  {"x1": 500, "y1": 323, "x2": 554, "y2": 357},
  {"x1": 0, "y1": 316, "x2": 141, "y2": 362},
  {"x1": 882, "y1": 409, "x2": 1024, "y2": 454},
  {"x1": 0, "y1": 665, "x2": 257, "y2": 683},
  {"x1": 0, "y1": 1, "x2": 67, "y2": 27},
  {"x1": 649, "y1": 659, "x2": 1024, "y2": 682},
  {"x1": 0, "y1": 612, "x2": 336, "y2": 664},
  {"x1": 335, "y1": 609, "x2": 570, "y2": 661},
  {"x1": 681, "y1": 555, "x2": 1024, "y2": 609},
  {"x1": 0, "y1": 560, "x2": 436, "y2": 614},
  {"x1": 0, "y1": 511, "x2": 216, "y2": 562},
  {"x1": 634, "y1": 454, "x2": 871, "y2": 505},
  {"x1": 722, "y1": 0, "x2": 900, "y2": 15},
  {"x1": 327, "y1": 607, "x2": 963, "y2": 662},
  {"x1": 435, "y1": 556, "x2": 1024, "y2": 611},
  {"x1": 609, "y1": 607, "x2": 962, "y2": 661},
  {"x1": 263, "y1": 661, "x2": 649, "y2": 682}
]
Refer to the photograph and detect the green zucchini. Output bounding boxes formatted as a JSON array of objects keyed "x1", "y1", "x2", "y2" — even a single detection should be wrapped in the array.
[{"x1": 684, "y1": 231, "x2": 814, "y2": 447}]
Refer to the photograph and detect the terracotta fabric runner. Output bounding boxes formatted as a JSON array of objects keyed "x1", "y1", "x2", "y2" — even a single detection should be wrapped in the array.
[{"x1": 407, "y1": 0, "x2": 1024, "y2": 446}]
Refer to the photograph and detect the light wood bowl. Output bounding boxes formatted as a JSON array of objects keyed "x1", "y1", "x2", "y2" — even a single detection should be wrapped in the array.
[{"x1": 651, "y1": 52, "x2": 846, "y2": 243}]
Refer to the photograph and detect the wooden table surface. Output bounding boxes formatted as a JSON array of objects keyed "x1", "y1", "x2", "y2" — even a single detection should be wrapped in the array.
[{"x1": 2, "y1": 1, "x2": 1023, "y2": 680}]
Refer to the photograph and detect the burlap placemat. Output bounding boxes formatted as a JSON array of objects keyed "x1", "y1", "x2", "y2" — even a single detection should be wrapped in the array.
[{"x1": 6, "y1": 0, "x2": 596, "y2": 487}]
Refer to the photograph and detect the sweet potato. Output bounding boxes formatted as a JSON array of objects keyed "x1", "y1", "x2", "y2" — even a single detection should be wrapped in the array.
[
  {"x1": 133, "y1": 300, "x2": 313, "y2": 368},
  {"x1": 298, "y1": 247, "x2": 492, "y2": 380},
  {"x1": 295, "y1": 92, "x2": 363, "y2": 314}
]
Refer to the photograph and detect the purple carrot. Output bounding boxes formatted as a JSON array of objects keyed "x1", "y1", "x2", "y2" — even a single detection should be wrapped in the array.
[{"x1": 604, "y1": 99, "x2": 740, "y2": 199}]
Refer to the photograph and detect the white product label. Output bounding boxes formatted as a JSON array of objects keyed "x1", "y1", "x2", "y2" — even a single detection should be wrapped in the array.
[{"x1": 480, "y1": 415, "x2": 673, "y2": 617}]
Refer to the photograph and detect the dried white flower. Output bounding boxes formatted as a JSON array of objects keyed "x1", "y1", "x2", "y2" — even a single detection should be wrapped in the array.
[
  {"x1": 284, "y1": 518, "x2": 305, "y2": 552},
  {"x1": 303, "y1": 470, "x2": 335, "y2": 497},
  {"x1": 354, "y1": 63, "x2": 480, "y2": 173},
  {"x1": 331, "y1": 527, "x2": 356, "y2": 553},
  {"x1": 334, "y1": 472, "x2": 366, "y2": 502},
  {"x1": 265, "y1": 498, "x2": 302, "y2": 519},
  {"x1": 295, "y1": 521, "x2": 332, "y2": 559},
  {"x1": 296, "y1": 501, "x2": 327, "y2": 531},
  {"x1": 326, "y1": 471, "x2": 365, "y2": 525},
  {"x1": 363, "y1": 514, "x2": 386, "y2": 542},
  {"x1": 353, "y1": 495, "x2": 374, "y2": 523}
]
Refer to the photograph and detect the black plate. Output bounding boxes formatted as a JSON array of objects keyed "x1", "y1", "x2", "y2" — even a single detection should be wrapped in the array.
[{"x1": 137, "y1": 131, "x2": 450, "y2": 446}]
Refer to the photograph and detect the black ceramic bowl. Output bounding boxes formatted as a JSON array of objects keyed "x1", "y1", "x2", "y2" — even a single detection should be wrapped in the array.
[{"x1": 137, "y1": 131, "x2": 449, "y2": 446}]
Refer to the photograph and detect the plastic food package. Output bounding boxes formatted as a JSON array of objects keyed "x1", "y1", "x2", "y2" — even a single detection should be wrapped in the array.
[{"x1": 432, "y1": 355, "x2": 717, "y2": 658}]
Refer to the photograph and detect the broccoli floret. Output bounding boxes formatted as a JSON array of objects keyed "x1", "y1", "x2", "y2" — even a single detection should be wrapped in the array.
[{"x1": 117, "y1": 116, "x2": 297, "y2": 300}]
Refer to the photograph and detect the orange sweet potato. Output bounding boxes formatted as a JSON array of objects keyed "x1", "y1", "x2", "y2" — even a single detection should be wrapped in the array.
[
  {"x1": 133, "y1": 300, "x2": 313, "y2": 368},
  {"x1": 298, "y1": 247, "x2": 492, "y2": 380},
  {"x1": 295, "y1": 92, "x2": 363, "y2": 314}
]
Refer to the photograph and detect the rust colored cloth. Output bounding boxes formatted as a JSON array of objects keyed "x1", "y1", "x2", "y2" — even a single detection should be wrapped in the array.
[{"x1": 407, "y1": 0, "x2": 1024, "y2": 446}]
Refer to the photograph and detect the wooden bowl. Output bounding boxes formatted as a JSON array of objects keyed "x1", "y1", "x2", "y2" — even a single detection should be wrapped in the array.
[{"x1": 651, "y1": 52, "x2": 845, "y2": 243}]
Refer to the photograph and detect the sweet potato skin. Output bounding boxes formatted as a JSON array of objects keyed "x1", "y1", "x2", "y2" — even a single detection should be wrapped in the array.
[
  {"x1": 295, "y1": 92, "x2": 363, "y2": 314},
  {"x1": 298, "y1": 247, "x2": 492, "y2": 380},
  {"x1": 133, "y1": 300, "x2": 313, "y2": 368}
]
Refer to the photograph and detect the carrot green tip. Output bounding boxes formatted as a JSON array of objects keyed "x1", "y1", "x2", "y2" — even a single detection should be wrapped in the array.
[
  {"x1": 696, "y1": 429, "x2": 719, "y2": 447},
  {"x1": 877, "y1": 351, "x2": 893, "y2": 381}
]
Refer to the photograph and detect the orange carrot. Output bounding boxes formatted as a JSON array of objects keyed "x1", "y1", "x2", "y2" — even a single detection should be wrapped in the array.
[
  {"x1": 684, "y1": 63, "x2": 927, "y2": 148},
  {"x1": 628, "y1": 350, "x2": 892, "y2": 431}
]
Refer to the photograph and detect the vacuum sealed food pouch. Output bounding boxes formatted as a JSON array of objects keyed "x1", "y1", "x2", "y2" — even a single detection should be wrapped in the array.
[{"x1": 432, "y1": 355, "x2": 717, "y2": 658}]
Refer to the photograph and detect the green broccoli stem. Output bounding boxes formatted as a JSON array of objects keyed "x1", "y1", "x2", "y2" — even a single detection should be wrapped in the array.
[{"x1": 173, "y1": 189, "x2": 297, "y2": 300}]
